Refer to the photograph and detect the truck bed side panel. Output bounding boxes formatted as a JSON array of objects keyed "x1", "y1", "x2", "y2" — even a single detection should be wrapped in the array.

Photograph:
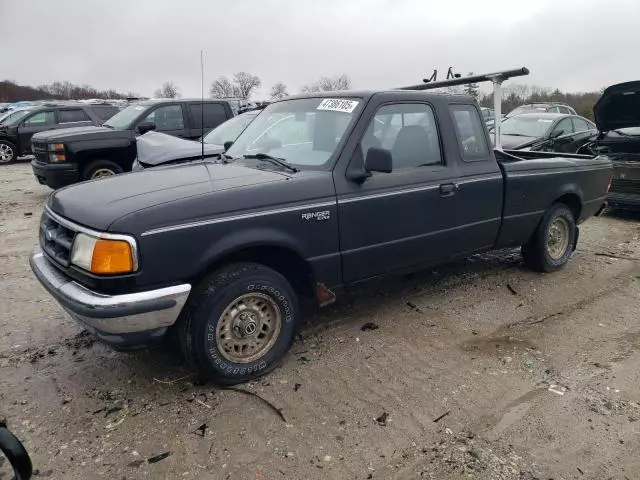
[{"x1": 496, "y1": 154, "x2": 611, "y2": 248}]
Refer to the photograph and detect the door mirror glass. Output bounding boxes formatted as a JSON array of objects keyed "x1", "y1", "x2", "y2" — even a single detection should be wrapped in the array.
[
  {"x1": 365, "y1": 147, "x2": 393, "y2": 173},
  {"x1": 137, "y1": 121, "x2": 156, "y2": 135},
  {"x1": 0, "y1": 423, "x2": 33, "y2": 480},
  {"x1": 223, "y1": 140, "x2": 234, "y2": 151}
]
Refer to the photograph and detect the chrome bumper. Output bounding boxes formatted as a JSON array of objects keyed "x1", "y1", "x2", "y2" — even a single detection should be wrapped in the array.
[{"x1": 29, "y1": 246, "x2": 191, "y2": 336}]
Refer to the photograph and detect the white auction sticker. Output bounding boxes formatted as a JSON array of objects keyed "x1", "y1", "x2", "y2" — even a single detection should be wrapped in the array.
[{"x1": 317, "y1": 98, "x2": 359, "y2": 113}]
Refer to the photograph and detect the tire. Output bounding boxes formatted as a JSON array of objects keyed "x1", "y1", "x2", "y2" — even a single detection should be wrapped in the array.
[
  {"x1": 0, "y1": 140, "x2": 16, "y2": 164},
  {"x1": 522, "y1": 204, "x2": 576, "y2": 272},
  {"x1": 178, "y1": 262, "x2": 299, "y2": 385},
  {"x1": 82, "y1": 159, "x2": 123, "y2": 181}
]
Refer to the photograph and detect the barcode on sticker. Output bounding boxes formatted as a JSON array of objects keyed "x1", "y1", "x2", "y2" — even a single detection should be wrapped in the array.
[{"x1": 317, "y1": 99, "x2": 359, "y2": 113}]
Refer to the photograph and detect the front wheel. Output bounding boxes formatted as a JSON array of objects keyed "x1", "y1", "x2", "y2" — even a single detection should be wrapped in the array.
[
  {"x1": 82, "y1": 159, "x2": 124, "y2": 181},
  {"x1": 522, "y1": 204, "x2": 577, "y2": 272},
  {"x1": 0, "y1": 140, "x2": 16, "y2": 164},
  {"x1": 179, "y1": 262, "x2": 299, "y2": 385}
]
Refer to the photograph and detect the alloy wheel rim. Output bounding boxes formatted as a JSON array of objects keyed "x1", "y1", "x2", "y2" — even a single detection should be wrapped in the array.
[{"x1": 215, "y1": 292, "x2": 282, "y2": 363}]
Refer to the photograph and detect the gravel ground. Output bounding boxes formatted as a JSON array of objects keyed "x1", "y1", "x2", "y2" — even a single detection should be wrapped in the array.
[{"x1": 1, "y1": 162, "x2": 639, "y2": 480}]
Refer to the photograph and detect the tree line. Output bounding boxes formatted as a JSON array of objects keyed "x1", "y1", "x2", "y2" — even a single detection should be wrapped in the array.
[
  {"x1": 0, "y1": 80, "x2": 132, "y2": 102},
  {"x1": 2, "y1": 74, "x2": 604, "y2": 120}
]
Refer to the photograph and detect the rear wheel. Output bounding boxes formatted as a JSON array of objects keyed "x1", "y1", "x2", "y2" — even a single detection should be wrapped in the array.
[
  {"x1": 178, "y1": 262, "x2": 299, "y2": 385},
  {"x1": 82, "y1": 159, "x2": 123, "y2": 180},
  {"x1": 0, "y1": 140, "x2": 16, "y2": 164},
  {"x1": 522, "y1": 204, "x2": 576, "y2": 272}
]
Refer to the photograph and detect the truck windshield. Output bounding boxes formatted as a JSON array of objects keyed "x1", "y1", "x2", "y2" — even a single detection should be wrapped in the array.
[
  {"x1": 103, "y1": 104, "x2": 148, "y2": 130},
  {"x1": 501, "y1": 115, "x2": 552, "y2": 137},
  {"x1": 226, "y1": 97, "x2": 360, "y2": 169}
]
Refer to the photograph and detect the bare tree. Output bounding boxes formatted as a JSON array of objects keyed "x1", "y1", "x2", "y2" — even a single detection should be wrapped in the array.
[
  {"x1": 270, "y1": 81, "x2": 289, "y2": 100},
  {"x1": 302, "y1": 74, "x2": 352, "y2": 93},
  {"x1": 210, "y1": 76, "x2": 236, "y2": 98},
  {"x1": 463, "y1": 72, "x2": 479, "y2": 101},
  {"x1": 154, "y1": 81, "x2": 180, "y2": 98},
  {"x1": 233, "y1": 72, "x2": 262, "y2": 99}
]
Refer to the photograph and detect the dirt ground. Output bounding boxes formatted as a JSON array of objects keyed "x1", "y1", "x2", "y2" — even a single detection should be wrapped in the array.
[{"x1": 1, "y1": 161, "x2": 639, "y2": 480}]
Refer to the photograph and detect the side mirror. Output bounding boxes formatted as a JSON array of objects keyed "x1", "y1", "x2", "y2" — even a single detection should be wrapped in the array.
[
  {"x1": 0, "y1": 423, "x2": 33, "y2": 480},
  {"x1": 223, "y1": 140, "x2": 234, "y2": 151},
  {"x1": 365, "y1": 147, "x2": 393, "y2": 173},
  {"x1": 136, "y1": 121, "x2": 156, "y2": 135}
]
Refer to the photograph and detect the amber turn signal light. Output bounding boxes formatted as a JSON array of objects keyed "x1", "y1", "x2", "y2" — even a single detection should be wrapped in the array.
[{"x1": 90, "y1": 238, "x2": 134, "y2": 274}]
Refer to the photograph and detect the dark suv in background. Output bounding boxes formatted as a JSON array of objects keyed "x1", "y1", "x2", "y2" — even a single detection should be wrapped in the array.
[
  {"x1": 30, "y1": 99, "x2": 234, "y2": 189},
  {"x1": 0, "y1": 103, "x2": 119, "y2": 164}
]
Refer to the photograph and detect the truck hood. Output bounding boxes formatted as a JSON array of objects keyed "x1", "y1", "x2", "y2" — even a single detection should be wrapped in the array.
[
  {"x1": 136, "y1": 131, "x2": 223, "y2": 167},
  {"x1": 49, "y1": 162, "x2": 287, "y2": 231},
  {"x1": 594, "y1": 81, "x2": 640, "y2": 132},
  {"x1": 32, "y1": 125, "x2": 131, "y2": 142}
]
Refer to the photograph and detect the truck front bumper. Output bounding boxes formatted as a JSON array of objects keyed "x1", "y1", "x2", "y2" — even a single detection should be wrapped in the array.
[
  {"x1": 29, "y1": 247, "x2": 191, "y2": 348},
  {"x1": 31, "y1": 159, "x2": 80, "y2": 189}
]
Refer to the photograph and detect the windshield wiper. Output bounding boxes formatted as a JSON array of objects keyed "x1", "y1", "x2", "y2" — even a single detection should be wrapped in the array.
[
  {"x1": 503, "y1": 133, "x2": 529, "y2": 137},
  {"x1": 243, "y1": 153, "x2": 299, "y2": 173},
  {"x1": 102, "y1": 124, "x2": 114, "y2": 129}
]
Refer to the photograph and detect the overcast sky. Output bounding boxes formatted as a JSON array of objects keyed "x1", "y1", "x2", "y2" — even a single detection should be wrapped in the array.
[{"x1": 3, "y1": 0, "x2": 640, "y2": 99}]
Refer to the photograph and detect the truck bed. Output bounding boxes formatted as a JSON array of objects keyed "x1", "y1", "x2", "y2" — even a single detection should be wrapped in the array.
[{"x1": 494, "y1": 149, "x2": 612, "y2": 248}]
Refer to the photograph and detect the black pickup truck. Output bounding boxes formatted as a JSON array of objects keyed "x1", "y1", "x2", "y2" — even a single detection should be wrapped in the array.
[
  {"x1": 30, "y1": 87, "x2": 611, "y2": 385},
  {"x1": 0, "y1": 103, "x2": 119, "y2": 164},
  {"x1": 30, "y1": 99, "x2": 234, "y2": 189}
]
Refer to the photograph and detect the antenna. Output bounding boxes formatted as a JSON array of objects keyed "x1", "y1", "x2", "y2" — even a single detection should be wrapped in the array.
[{"x1": 200, "y1": 50, "x2": 204, "y2": 161}]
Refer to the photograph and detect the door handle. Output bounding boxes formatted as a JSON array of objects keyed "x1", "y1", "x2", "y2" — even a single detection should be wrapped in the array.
[{"x1": 439, "y1": 183, "x2": 458, "y2": 197}]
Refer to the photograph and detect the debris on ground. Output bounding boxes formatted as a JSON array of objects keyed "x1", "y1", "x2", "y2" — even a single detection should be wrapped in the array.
[
  {"x1": 524, "y1": 360, "x2": 534, "y2": 370},
  {"x1": 294, "y1": 383, "x2": 301, "y2": 392},
  {"x1": 147, "y1": 452, "x2": 171, "y2": 464},
  {"x1": 298, "y1": 356, "x2": 312, "y2": 364},
  {"x1": 224, "y1": 387, "x2": 286, "y2": 423},
  {"x1": 433, "y1": 411, "x2": 451, "y2": 423},
  {"x1": 375, "y1": 412, "x2": 389, "y2": 426},
  {"x1": 507, "y1": 283, "x2": 519, "y2": 295},
  {"x1": 361, "y1": 322, "x2": 379, "y2": 331},
  {"x1": 193, "y1": 423, "x2": 208, "y2": 437}
]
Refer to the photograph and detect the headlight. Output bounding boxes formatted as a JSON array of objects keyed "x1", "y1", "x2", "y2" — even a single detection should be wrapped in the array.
[
  {"x1": 70, "y1": 233, "x2": 137, "y2": 274},
  {"x1": 48, "y1": 143, "x2": 66, "y2": 162}
]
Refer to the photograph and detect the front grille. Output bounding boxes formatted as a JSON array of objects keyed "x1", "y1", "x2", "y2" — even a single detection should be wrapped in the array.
[
  {"x1": 40, "y1": 211, "x2": 76, "y2": 266},
  {"x1": 32, "y1": 142, "x2": 49, "y2": 163},
  {"x1": 611, "y1": 178, "x2": 640, "y2": 195}
]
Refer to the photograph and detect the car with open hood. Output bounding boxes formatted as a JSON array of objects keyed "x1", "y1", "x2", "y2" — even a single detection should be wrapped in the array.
[{"x1": 523, "y1": 81, "x2": 640, "y2": 209}]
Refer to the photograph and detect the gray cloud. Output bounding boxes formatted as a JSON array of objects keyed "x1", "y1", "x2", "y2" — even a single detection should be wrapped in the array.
[{"x1": 3, "y1": 0, "x2": 639, "y2": 98}]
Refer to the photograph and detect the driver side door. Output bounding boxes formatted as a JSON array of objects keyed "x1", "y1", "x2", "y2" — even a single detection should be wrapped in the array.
[{"x1": 17, "y1": 111, "x2": 55, "y2": 154}]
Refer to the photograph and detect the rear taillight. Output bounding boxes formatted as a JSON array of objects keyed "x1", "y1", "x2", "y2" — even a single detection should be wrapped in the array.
[{"x1": 606, "y1": 175, "x2": 613, "y2": 193}]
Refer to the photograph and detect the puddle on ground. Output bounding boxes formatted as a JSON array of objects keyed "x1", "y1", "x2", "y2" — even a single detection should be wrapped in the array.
[{"x1": 462, "y1": 335, "x2": 536, "y2": 354}]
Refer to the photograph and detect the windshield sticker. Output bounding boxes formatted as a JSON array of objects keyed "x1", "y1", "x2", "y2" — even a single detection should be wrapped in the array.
[
  {"x1": 317, "y1": 99, "x2": 359, "y2": 114},
  {"x1": 538, "y1": 119, "x2": 553, "y2": 123}
]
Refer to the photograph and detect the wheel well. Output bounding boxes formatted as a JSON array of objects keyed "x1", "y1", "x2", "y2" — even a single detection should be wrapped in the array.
[
  {"x1": 197, "y1": 246, "x2": 316, "y2": 298},
  {"x1": 554, "y1": 193, "x2": 582, "y2": 221}
]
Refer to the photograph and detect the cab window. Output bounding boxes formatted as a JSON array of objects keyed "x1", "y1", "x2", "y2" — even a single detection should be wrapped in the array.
[
  {"x1": 23, "y1": 111, "x2": 55, "y2": 127},
  {"x1": 449, "y1": 105, "x2": 490, "y2": 160},
  {"x1": 361, "y1": 103, "x2": 442, "y2": 169}
]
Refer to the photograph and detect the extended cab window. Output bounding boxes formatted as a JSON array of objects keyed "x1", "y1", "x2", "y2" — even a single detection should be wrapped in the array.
[
  {"x1": 144, "y1": 105, "x2": 185, "y2": 131},
  {"x1": 189, "y1": 103, "x2": 228, "y2": 129},
  {"x1": 23, "y1": 111, "x2": 54, "y2": 127},
  {"x1": 57, "y1": 109, "x2": 90, "y2": 123},
  {"x1": 361, "y1": 103, "x2": 441, "y2": 169},
  {"x1": 450, "y1": 105, "x2": 489, "y2": 160}
]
